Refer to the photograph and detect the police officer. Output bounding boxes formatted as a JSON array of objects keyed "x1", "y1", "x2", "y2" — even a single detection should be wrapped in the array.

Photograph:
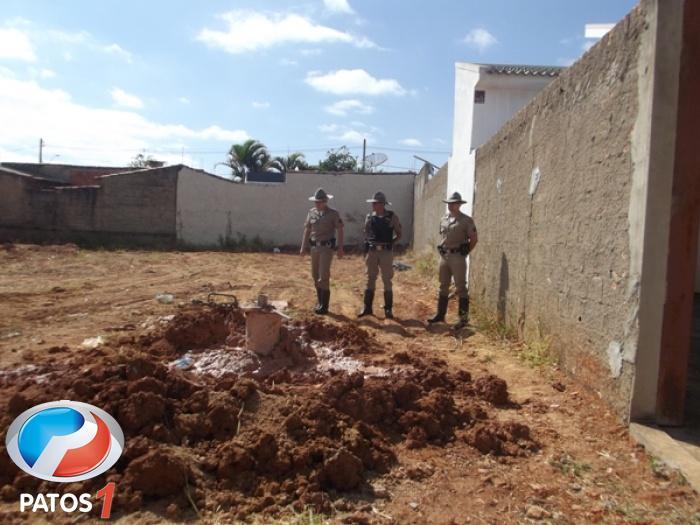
[
  {"x1": 427, "y1": 191, "x2": 478, "y2": 329},
  {"x1": 300, "y1": 188, "x2": 344, "y2": 315},
  {"x1": 358, "y1": 191, "x2": 402, "y2": 319}
]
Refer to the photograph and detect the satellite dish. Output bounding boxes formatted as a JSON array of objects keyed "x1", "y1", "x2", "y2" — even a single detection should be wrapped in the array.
[{"x1": 365, "y1": 152, "x2": 388, "y2": 171}]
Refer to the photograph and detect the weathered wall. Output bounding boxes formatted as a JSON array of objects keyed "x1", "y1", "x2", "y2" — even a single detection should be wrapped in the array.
[
  {"x1": 470, "y1": 5, "x2": 648, "y2": 419},
  {"x1": 0, "y1": 166, "x2": 178, "y2": 246},
  {"x1": 1, "y1": 163, "x2": 130, "y2": 185},
  {"x1": 176, "y1": 167, "x2": 415, "y2": 248},
  {"x1": 413, "y1": 163, "x2": 447, "y2": 253}
]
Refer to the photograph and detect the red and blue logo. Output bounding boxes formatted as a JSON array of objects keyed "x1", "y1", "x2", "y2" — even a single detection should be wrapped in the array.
[{"x1": 5, "y1": 401, "x2": 124, "y2": 482}]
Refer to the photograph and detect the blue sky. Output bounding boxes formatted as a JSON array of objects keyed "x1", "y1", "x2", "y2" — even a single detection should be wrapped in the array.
[{"x1": 0, "y1": 0, "x2": 637, "y2": 175}]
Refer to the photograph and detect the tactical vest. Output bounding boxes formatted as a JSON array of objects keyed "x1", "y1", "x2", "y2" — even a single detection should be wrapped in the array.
[{"x1": 368, "y1": 211, "x2": 395, "y2": 243}]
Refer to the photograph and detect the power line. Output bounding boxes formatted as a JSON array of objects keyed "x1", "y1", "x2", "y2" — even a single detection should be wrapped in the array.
[{"x1": 39, "y1": 142, "x2": 449, "y2": 156}]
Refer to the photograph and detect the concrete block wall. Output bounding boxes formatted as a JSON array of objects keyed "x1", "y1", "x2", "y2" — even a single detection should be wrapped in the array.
[
  {"x1": 470, "y1": 4, "x2": 648, "y2": 418},
  {"x1": 176, "y1": 167, "x2": 415, "y2": 248},
  {"x1": 0, "y1": 166, "x2": 178, "y2": 246},
  {"x1": 413, "y1": 163, "x2": 448, "y2": 253}
]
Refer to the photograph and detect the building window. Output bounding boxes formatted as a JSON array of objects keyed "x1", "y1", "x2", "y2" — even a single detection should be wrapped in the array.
[{"x1": 474, "y1": 90, "x2": 485, "y2": 104}]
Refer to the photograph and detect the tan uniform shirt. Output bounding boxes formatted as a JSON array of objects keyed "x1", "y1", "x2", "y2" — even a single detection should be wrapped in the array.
[
  {"x1": 303, "y1": 207, "x2": 343, "y2": 248},
  {"x1": 439, "y1": 212, "x2": 477, "y2": 249},
  {"x1": 363, "y1": 211, "x2": 402, "y2": 241}
]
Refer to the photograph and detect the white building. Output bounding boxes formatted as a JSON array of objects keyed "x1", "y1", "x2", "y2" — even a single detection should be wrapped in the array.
[{"x1": 449, "y1": 63, "x2": 562, "y2": 215}]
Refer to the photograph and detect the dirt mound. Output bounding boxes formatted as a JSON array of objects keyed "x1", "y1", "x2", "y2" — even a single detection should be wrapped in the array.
[
  {"x1": 474, "y1": 374, "x2": 510, "y2": 405},
  {"x1": 0, "y1": 304, "x2": 536, "y2": 520},
  {"x1": 142, "y1": 304, "x2": 245, "y2": 357},
  {"x1": 303, "y1": 319, "x2": 376, "y2": 355},
  {"x1": 463, "y1": 421, "x2": 538, "y2": 456}
]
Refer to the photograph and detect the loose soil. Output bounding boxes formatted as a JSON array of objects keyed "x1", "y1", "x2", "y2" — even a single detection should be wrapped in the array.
[{"x1": 0, "y1": 244, "x2": 697, "y2": 524}]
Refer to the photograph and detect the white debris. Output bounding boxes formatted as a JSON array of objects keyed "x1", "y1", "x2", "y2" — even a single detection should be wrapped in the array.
[
  {"x1": 80, "y1": 336, "x2": 105, "y2": 349},
  {"x1": 155, "y1": 293, "x2": 174, "y2": 304}
]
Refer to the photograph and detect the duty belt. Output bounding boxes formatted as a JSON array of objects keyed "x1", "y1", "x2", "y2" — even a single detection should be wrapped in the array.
[
  {"x1": 310, "y1": 238, "x2": 336, "y2": 248},
  {"x1": 438, "y1": 245, "x2": 464, "y2": 255},
  {"x1": 367, "y1": 242, "x2": 393, "y2": 251}
]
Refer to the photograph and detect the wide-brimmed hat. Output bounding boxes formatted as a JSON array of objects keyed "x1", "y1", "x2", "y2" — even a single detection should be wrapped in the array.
[
  {"x1": 366, "y1": 191, "x2": 391, "y2": 206},
  {"x1": 309, "y1": 188, "x2": 333, "y2": 202},
  {"x1": 443, "y1": 191, "x2": 466, "y2": 204}
]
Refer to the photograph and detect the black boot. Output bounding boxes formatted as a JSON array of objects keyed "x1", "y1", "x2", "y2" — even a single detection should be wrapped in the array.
[
  {"x1": 383, "y1": 290, "x2": 394, "y2": 319},
  {"x1": 427, "y1": 295, "x2": 448, "y2": 324},
  {"x1": 316, "y1": 289, "x2": 330, "y2": 315},
  {"x1": 358, "y1": 289, "x2": 374, "y2": 317},
  {"x1": 454, "y1": 296, "x2": 470, "y2": 329},
  {"x1": 313, "y1": 286, "x2": 323, "y2": 313}
]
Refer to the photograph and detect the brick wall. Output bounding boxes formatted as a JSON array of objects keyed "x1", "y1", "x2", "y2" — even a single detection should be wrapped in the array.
[
  {"x1": 470, "y1": 4, "x2": 648, "y2": 418},
  {"x1": 413, "y1": 163, "x2": 447, "y2": 253},
  {"x1": 176, "y1": 167, "x2": 415, "y2": 248},
  {"x1": 0, "y1": 166, "x2": 178, "y2": 246}
]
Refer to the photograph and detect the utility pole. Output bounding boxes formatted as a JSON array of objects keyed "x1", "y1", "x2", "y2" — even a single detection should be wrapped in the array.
[
  {"x1": 38, "y1": 138, "x2": 44, "y2": 163},
  {"x1": 362, "y1": 138, "x2": 366, "y2": 173}
]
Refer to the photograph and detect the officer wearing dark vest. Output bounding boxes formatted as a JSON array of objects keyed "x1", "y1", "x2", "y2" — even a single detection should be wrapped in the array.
[
  {"x1": 428, "y1": 191, "x2": 478, "y2": 329},
  {"x1": 358, "y1": 191, "x2": 402, "y2": 319}
]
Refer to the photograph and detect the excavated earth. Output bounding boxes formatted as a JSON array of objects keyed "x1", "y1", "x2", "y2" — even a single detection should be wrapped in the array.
[{"x1": 0, "y1": 303, "x2": 536, "y2": 522}]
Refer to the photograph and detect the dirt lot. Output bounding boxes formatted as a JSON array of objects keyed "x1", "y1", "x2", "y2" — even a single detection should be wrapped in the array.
[{"x1": 0, "y1": 244, "x2": 698, "y2": 524}]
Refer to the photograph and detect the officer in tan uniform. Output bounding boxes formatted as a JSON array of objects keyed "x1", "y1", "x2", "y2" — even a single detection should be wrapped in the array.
[
  {"x1": 358, "y1": 191, "x2": 402, "y2": 319},
  {"x1": 300, "y1": 188, "x2": 344, "y2": 315},
  {"x1": 427, "y1": 191, "x2": 478, "y2": 329}
]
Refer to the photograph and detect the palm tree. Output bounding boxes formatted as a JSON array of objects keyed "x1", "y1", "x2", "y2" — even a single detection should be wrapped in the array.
[
  {"x1": 274, "y1": 152, "x2": 309, "y2": 172},
  {"x1": 224, "y1": 139, "x2": 282, "y2": 182}
]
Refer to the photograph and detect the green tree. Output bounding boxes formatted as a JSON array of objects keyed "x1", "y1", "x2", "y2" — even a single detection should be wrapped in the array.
[
  {"x1": 224, "y1": 139, "x2": 282, "y2": 182},
  {"x1": 274, "y1": 152, "x2": 309, "y2": 172},
  {"x1": 318, "y1": 146, "x2": 357, "y2": 172},
  {"x1": 129, "y1": 153, "x2": 163, "y2": 168}
]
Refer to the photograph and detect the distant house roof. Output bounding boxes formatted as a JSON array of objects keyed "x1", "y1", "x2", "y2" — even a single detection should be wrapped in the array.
[{"x1": 482, "y1": 64, "x2": 563, "y2": 77}]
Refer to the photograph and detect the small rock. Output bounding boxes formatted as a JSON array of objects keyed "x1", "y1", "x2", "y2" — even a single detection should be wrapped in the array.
[
  {"x1": 372, "y1": 484, "x2": 390, "y2": 499},
  {"x1": 80, "y1": 336, "x2": 105, "y2": 350},
  {"x1": 409, "y1": 502, "x2": 419, "y2": 510},
  {"x1": 525, "y1": 505, "x2": 550, "y2": 520},
  {"x1": 155, "y1": 293, "x2": 175, "y2": 304},
  {"x1": 551, "y1": 381, "x2": 566, "y2": 392}
]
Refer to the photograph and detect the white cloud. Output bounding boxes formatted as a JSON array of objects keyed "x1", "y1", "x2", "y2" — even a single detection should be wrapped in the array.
[
  {"x1": 319, "y1": 122, "x2": 377, "y2": 144},
  {"x1": 399, "y1": 138, "x2": 422, "y2": 147},
  {"x1": 197, "y1": 10, "x2": 376, "y2": 54},
  {"x1": 463, "y1": 27, "x2": 497, "y2": 53},
  {"x1": 306, "y1": 69, "x2": 406, "y2": 96},
  {"x1": 0, "y1": 28, "x2": 36, "y2": 61},
  {"x1": 324, "y1": 99, "x2": 373, "y2": 117},
  {"x1": 110, "y1": 87, "x2": 144, "y2": 109},
  {"x1": 252, "y1": 101, "x2": 271, "y2": 109},
  {"x1": 300, "y1": 48, "x2": 322, "y2": 56},
  {"x1": 102, "y1": 43, "x2": 133, "y2": 63},
  {"x1": 37, "y1": 27, "x2": 134, "y2": 63},
  {"x1": 336, "y1": 130, "x2": 365, "y2": 144},
  {"x1": 279, "y1": 58, "x2": 298, "y2": 66},
  {"x1": 178, "y1": 96, "x2": 190, "y2": 104},
  {"x1": 47, "y1": 29, "x2": 90, "y2": 44},
  {"x1": 39, "y1": 68, "x2": 56, "y2": 78},
  {"x1": 323, "y1": 0, "x2": 354, "y2": 15},
  {"x1": 0, "y1": 71, "x2": 248, "y2": 167}
]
